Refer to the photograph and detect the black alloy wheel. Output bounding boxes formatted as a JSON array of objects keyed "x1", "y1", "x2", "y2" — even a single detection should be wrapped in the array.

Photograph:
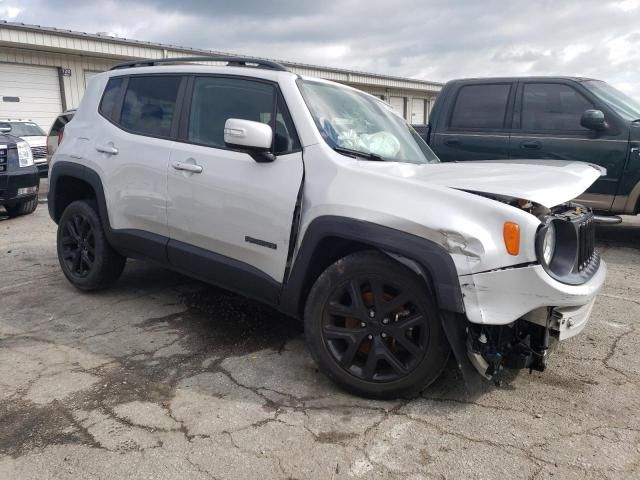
[
  {"x1": 56, "y1": 200, "x2": 126, "y2": 290},
  {"x1": 60, "y1": 213, "x2": 96, "y2": 278},
  {"x1": 304, "y1": 251, "x2": 450, "y2": 399},
  {"x1": 322, "y1": 276, "x2": 428, "y2": 382}
]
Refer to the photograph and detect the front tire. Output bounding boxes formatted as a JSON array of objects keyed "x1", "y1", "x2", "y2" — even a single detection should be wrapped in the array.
[
  {"x1": 57, "y1": 200, "x2": 126, "y2": 290},
  {"x1": 304, "y1": 251, "x2": 450, "y2": 399}
]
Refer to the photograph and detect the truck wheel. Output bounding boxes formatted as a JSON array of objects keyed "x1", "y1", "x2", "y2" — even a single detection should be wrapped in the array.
[
  {"x1": 57, "y1": 200, "x2": 126, "y2": 290},
  {"x1": 5, "y1": 194, "x2": 38, "y2": 218},
  {"x1": 304, "y1": 251, "x2": 450, "y2": 399}
]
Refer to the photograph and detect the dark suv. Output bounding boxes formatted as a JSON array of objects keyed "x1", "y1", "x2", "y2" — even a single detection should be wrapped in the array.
[
  {"x1": 424, "y1": 77, "x2": 640, "y2": 216},
  {"x1": 0, "y1": 133, "x2": 39, "y2": 217}
]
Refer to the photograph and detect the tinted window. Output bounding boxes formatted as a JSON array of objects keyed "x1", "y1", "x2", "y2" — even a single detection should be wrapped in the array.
[
  {"x1": 0, "y1": 122, "x2": 45, "y2": 136},
  {"x1": 450, "y1": 84, "x2": 511, "y2": 129},
  {"x1": 188, "y1": 77, "x2": 299, "y2": 154},
  {"x1": 522, "y1": 83, "x2": 593, "y2": 131},
  {"x1": 99, "y1": 77, "x2": 124, "y2": 120},
  {"x1": 120, "y1": 76, "x2": 181, "y2": 137}
]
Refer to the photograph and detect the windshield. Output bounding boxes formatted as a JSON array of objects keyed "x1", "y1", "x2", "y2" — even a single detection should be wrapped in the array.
[
  {"x1": 298, "y1": 79, "x2": 439, "y2": 164},
  {"x1": 583, "y1": 80, "x2": 640, "y2": 121},
  {"x1": 0, "y1": 122, "x2": 46, "y2": 137}
]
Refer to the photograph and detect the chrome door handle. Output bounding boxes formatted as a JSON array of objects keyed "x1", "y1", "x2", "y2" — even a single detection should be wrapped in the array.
[
  {"x1": 171, "y1": 161, "x2": 203, "y2": 174},
  {"x1": 631, "y1": 147, "x2": 640, "y2": 154},
  {"x1": 95, "y1": 143, "x2": 119, "y2": 155}
]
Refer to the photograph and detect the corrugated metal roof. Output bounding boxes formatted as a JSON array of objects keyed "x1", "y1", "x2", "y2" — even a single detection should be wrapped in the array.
[{"x1": 0, "y1": 20, "x2": 442, "y2": 93}]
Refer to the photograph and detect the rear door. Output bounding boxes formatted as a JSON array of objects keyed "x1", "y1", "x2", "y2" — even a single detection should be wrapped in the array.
[
  {"x1": 91, "y1": 74, "x2": 184, "y2": 260},
  {"x1": 429, "y1": 82, "x2": 515, "y2": 161},
  {"x1": 167, "y1": 75, "x2": 304, "y2": 289},
  {"x1": 509, "y1": 81, "x2": 628, "y2": 210}
]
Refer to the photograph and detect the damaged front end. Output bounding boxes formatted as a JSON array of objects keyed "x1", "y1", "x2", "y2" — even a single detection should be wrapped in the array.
[
  {"x1": 466, "y1": 315, "x2": 554, "y2": 383},
  {"x1": 454, "y1": 201, "x2": 604, "y2": 385}
]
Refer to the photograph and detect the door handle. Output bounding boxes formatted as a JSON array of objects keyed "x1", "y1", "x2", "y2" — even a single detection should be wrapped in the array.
[
  {"x1": 520, "y1": 141, "x2": 541, "y2": 150},
  {"x1": 171, "y1": 161, "x2": 203, "y2": 174},
  {"x1": 444, "y1": 139, "x2": 461, "y2": 146},
  {"x1": 95, "y1": 143, "x2": 119, "y2": 155}
]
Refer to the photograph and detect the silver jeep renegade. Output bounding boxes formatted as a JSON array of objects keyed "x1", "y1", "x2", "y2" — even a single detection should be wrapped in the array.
[{"x1": 49, "y1": 57, "x2": 606, "y2": 398}]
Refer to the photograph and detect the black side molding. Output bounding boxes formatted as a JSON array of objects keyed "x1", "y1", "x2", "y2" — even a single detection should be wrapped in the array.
[
  {"x1": 279, "y1": 216, "x2": 465, "y2": 317},
  {"x1": 167, "y1": 238, "x2": 280, "y2": 306}
]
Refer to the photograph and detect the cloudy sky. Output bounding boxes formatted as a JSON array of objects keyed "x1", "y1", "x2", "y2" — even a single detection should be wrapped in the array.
[{"x1": 2, "y1": 0, "x2": 640, "y2": 98}]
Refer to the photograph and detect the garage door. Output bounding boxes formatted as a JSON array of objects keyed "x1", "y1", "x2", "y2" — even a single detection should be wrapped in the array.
[
  {"x1": 0, "y1": 63, "x2": 63, "y2": 132},
  {"x1": 389, "y1": 96, "x2": 405, "y2": 119},
  {"x1": 411, "y1": 98, "x2": 425, "y2": 125}
]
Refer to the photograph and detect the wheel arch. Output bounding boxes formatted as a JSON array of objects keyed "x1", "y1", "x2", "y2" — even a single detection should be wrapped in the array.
[
  {"x1": 279, "y1": 216, "x2": 465, "y2": 319},
  {"x1": 48, "y1": 161, "x2": 109, "y2": 226}
]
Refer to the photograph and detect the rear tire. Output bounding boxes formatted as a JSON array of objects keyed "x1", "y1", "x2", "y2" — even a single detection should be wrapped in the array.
[
  {"x1": 304, "y1": 250, "x2": 450, "y2": 399},
  {"x1": 57, "y1": 200, "x2": 126, "y2": 290},
  {"x1": 5, "y1": 192, "x2": 38, "y2": 218}
]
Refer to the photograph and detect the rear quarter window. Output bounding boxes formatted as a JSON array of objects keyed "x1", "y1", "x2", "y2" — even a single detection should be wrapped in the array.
[{"x1": 99, "y1": 77, "x2": 124, "y2": 121}]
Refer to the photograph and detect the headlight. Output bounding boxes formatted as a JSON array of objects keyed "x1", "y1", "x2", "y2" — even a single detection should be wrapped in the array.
[
  {"x1": 17, "y1": 141, "x2": 34, "y2": 167},
  {"x1": 542, "y1": 222, "x2": 556, "y2": 264}
]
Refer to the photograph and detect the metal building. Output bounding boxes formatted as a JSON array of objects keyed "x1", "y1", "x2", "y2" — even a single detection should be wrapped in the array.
[{"x1": 0, "y1": 21, "x2": 441, "y2": 131}]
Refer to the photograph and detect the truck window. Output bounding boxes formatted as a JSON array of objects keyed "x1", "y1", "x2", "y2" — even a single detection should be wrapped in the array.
[
  {"x1": 449, "y1": 84, "x2": 511, "y2": 130},
  {"x1": 521, "y1": 83, "x2": 593, "y2": 131}
]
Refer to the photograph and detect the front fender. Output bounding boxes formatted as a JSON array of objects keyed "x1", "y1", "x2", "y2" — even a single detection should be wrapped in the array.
[{"x1": 279, "y1": 216, "x2": 465, "y2": 318}]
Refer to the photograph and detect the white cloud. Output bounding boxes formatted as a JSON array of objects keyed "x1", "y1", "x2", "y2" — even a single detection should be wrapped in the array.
[
  {"x1": 7, "y1": 0, "x2": 640, "y2": 99},
  {"x1": 0, "y1": 4, "x2": 22, "y2": 19}
]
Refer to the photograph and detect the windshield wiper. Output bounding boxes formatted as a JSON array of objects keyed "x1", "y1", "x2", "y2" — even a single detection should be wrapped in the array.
[{"x1": 332, "y1": 146, "x2": 384, "y2": 162}]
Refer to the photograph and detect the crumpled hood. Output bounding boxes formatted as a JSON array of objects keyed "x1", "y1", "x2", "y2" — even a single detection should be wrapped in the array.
[{"x1": 362, "y1": 159, "x2": 605, "y2": 208}]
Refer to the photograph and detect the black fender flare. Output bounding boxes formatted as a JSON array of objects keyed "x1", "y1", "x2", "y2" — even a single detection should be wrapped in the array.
[
  {"x1": 48, "y1": 161, "x2": 167, "y2": 262},
  {"x1": 279, "y1": 216, "x2": 465, "y2": 317},
  {"x1": 48, "y1": 161, "x2": 110, "y2": 225}
]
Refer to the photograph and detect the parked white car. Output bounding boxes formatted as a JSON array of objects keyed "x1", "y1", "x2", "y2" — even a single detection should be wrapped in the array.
[
  {"x1": 0, "y1": 119, "x2": 48, "y2": 176},
  {"x1": 48, "y1": 57, "x2": 606, "y2": 398}
]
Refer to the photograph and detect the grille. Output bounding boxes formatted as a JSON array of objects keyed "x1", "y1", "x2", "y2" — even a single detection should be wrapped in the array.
[
  {"x1": 0, "y1": 145, "x2": 7, "y2": 173},
  {"x1": 577, "y1": 215, "x2": 596, "y2": 271},
  {"x1": 31, "y1": 145, "x2": 47, "y2": 159}
]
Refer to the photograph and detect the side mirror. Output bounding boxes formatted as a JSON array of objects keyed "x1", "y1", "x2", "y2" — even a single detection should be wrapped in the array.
[
  {"x1": 0, "y1": 124, "x2": 12, "y2": 133},
  {"x1": 580, "y1": 109, "x2": 607, "y2": 131},
  {"x1": 224, "y1": 118, "x2": 275, "y2": 162}
]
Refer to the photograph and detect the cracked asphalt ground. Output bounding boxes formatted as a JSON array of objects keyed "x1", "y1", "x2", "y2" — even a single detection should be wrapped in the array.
[{"x1": 1, "y1": 203, "x2": 639, "y2": 480}]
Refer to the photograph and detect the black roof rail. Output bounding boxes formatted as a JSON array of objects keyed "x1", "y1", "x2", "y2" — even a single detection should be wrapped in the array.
[{"x1": 110, "y1": 56, "x2": 289, "y2": 72}]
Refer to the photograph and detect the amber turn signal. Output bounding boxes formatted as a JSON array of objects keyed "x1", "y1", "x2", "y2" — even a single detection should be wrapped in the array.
[{"x1": 503, "y1": 222, "x2": 520, "y2": 256}]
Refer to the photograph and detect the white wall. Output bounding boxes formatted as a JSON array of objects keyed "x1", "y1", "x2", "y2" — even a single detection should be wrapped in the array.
[{"x1": 0, "y1": 47, "x2": 116, "y2": 110}]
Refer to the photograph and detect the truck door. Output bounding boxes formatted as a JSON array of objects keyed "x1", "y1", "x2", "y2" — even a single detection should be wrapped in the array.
[
  {"x1": 429, "y1": 82, "x2": 514, "y2": 162},
  {"x1": 509, "y1": 81, "x2": 628, "y2": 211}
]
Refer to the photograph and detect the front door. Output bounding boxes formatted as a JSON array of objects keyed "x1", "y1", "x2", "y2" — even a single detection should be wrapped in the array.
[
  {"x1": 167, "y1": 76, "x2": 304, "y2": 295},
  {"x1": 509, "y1": 81, "x2": 629, "y2": 211}
]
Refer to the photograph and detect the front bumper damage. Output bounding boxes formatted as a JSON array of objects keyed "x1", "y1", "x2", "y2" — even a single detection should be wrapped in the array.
[
  {"x1": 460, "y1": 261, "x2": 607, "y2": 327},
  {"x1": 456, "y1": 260, "x2": 606, "y2": 382}
]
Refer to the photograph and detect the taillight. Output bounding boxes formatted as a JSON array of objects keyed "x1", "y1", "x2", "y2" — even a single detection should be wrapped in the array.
[{"x1": 58, "y1": 129, "x2": 64, "y2": 145}]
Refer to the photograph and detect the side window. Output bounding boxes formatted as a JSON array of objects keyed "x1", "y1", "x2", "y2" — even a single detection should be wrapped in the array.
[
  {"x1": 99, "y1": 77, "x2": 123, "y2": 120},
  {"x1": 120, "y1": 76, "x2": 181, "y2": 137},
  {"x1": 522, "y1": 83, "x2": 593, "y2": 131},
  {"x1": 188, "y1": 77, "x2": 300, "y2": 154},
  {"x1": 450, "y1": 84, "x2": 511, "y2": 130}
]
